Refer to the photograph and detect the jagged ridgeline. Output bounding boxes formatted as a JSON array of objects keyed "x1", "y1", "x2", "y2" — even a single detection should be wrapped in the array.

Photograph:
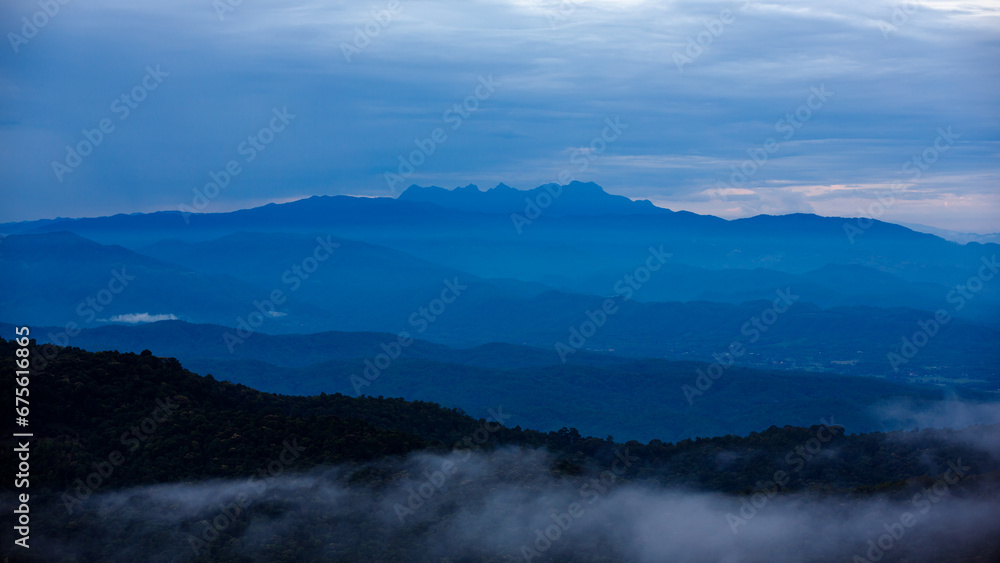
[{"x1": 1, "y1": 338, "x2": 999, "y2": 562}]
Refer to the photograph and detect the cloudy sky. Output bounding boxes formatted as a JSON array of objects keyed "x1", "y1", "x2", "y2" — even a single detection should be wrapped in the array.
[{"x1": 1, "y1": 0, "x2": 997, "y2": 232}]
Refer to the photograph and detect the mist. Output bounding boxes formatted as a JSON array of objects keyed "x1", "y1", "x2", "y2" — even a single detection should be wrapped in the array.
[{"x1": 8, "y1": 443, "x2": 999, "y2": 563}]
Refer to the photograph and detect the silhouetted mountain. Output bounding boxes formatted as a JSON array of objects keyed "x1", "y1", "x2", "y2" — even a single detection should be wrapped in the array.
[
  {"x1": 137, "y1": 231, "x2": 548, "y2": 331},
  {"x1": 5, "y1": 336, "x2": 999, "y2": 479},
  {"x1": 397, "y1": 181, "x2": 665, "y2": 217},
  {"x1": 10, "y1": 320, "x2": 624, "y2": 370},
  {"x1": 3, "y1": 337, "x2": 999, "y2": 563},
  {"x1": 0, "y1": 232, "x2": 331, "y2": 330},
  {"x1": 11, "y1": 315, "x2": 999, "y2": 440},
  {"x1": 7, "y1": 183, "x2": 994, "y2": 297},
  {"x1": 901, "y1": 222, "x2": 1000, "y2": 245},
  {"x1": 3, "y1": 184, "x2": 999, "y2": 396},
  {"x1": 179, "y1": 354, "x2": 1000, "y2": 443},
  {"x1": 3, "y1": 227, "x2": 997, "y2": 387},
  {"x1": 558, "y1": 262, "x2": 955, "y2": 314}
]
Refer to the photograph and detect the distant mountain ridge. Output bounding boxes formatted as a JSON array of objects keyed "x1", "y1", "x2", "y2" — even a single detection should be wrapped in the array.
[
  {"x1": 1, "y1": 182, "x2": 991, "y2": 288},
  {"x1": 397, "y1": 181, "x2": 666, "y2": 217},
  {"x1": 0, "y1": 183, "x2": 988, "y2": 254},
  {"x1": 2, "y1": 182, "x2": 998, "y2": 386},
  {"x1": 900, "y1": 222, "x2": 1000, "y2": 245}
]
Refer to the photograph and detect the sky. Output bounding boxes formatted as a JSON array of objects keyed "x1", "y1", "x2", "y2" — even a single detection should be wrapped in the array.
[{"x1": 1, "y1": 0, "x2": 998, "y2": 232}]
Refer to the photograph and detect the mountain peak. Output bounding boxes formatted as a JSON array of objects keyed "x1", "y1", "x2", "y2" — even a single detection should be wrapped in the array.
[{"x1": 397, "y1": 182, "x2": 666, "y2": 217}]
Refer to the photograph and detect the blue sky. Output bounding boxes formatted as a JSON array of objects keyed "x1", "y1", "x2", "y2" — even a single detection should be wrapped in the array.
[{"x1": 1, "y1": 0, "x2": 997, "y2": 232}]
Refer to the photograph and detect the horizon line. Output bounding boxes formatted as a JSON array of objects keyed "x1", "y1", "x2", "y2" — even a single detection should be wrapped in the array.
[{"x1": 1, "y1": 185, "x2": 997, "y2": 238}]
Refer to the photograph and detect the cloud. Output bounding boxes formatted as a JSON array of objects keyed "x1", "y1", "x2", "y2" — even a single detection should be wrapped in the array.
[
  {"x1": 14, "y1": 443, "x2": 1000, "y2": 562},
  {"x1": 105, "y1": 313, "x2": 178, "y2": 324},
  {"x1": 873, "y1": 397, "x2": 1000, "y2": 458},
  {"x1": 0, "y1": 0, "x2": 996, "y2": 231}
]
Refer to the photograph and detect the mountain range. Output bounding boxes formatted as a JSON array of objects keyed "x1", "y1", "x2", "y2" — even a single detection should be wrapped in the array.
[
  {"x1": 2, "y1": 182, "x2": 998, "y2": 440},
  {"x1": 3, "y1": 182, "x2": 1000, "y2": 562}
]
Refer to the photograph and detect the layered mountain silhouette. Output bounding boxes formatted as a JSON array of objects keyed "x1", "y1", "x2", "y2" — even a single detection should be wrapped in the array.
[
  {"x1": 10, "y1": 324, "x2": 998, "y2": 442},
  {"x1": 2, "y1": 182, "x2": 998, "y2": 402},
  {"x1": 396, "y1": 181, "x2": 665, "y2": 217},
  {"x1": 2, "y1": 182, "x2": 991, "y2": 285}
]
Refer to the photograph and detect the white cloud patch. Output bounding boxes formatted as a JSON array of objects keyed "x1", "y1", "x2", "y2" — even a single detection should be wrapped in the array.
[{"x1": 106, "y1": 313, "x2": 179, "y2": 324}]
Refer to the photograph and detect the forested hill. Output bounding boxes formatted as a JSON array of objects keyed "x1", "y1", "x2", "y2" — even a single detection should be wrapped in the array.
[
  {"x1": 3, "y1": 338, "x2": 1000, "y2": 562},
  {"x1": 2, "y1": 337, "x2": 998, "y2": 495}
]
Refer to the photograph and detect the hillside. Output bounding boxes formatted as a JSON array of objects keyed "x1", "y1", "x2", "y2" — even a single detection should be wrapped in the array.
[{"x1": 2, "y1": 338, "x2": 999, "y2": 562}]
